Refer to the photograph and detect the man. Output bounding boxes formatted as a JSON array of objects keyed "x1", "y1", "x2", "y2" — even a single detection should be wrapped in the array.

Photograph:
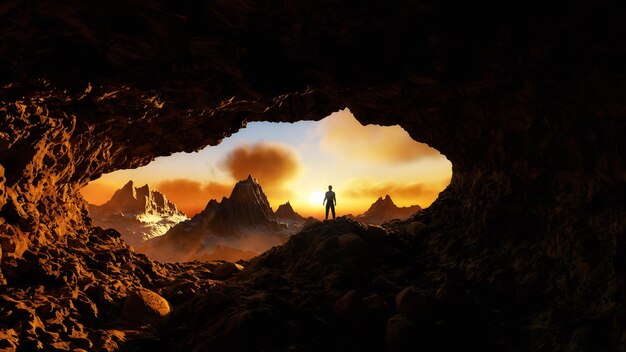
[{"x1": 323, "y1": 185, "x2": 337, "y2": 220}]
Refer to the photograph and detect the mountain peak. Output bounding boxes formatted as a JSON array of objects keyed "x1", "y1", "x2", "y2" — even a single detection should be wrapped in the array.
[
  {"x1": 100, "y1": 180, "x2": 184, "y2": 217},
  {"x1": 276, "y1": 201, "x2": 305, "y2": 222},
  {"x1": 356, "y1": 195, "x2": 420, "y2": 225}
]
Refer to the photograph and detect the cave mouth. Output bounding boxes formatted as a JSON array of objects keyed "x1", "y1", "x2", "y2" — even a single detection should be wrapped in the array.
[{"x1": 80, "y1": 108, "x2": 452, "y2": 262}]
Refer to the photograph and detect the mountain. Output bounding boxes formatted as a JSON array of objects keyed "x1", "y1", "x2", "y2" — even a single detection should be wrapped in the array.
[
  {"x1": 355, "y1": 195, "x2": 421, "y2": 225},
  {"x1": 87, "y1": 181, "x2": 188, "y2": 246},
  {"x1": 275, "y1": 201, "x2": 305, "y2": 222},
  {"x1": 140, "y1": 175, "x2": 302, "y2": 262}
]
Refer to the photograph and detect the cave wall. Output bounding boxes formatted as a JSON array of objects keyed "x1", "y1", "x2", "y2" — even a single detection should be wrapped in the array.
[{"x1": 1, "y1": 0, "x2": 626, "y2": 349}]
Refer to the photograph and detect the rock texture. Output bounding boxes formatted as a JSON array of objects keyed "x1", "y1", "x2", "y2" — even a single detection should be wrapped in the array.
[
  {"x1": 88, "y1": 181, "x2": 188, "y2": 246},
  {"x1": 355, "y1": 195, "x2": 422, "y2": 225},
  {"x1": 0, "y1": 1, "x2": 626, "y2": 351},
  {"x1": 140, "y1": 176, "x2": 292, "y2": 262}
]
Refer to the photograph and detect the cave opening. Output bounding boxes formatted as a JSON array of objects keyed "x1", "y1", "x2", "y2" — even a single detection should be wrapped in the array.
[{"x1": 80, "y1": 109, "x2": 451, "y2": 262}]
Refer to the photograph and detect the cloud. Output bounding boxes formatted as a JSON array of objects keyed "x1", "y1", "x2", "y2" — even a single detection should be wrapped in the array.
[
  {"x1": 318, "y1": 109, "x2": 440, "y2": 162},
  {"x1": 155, "y1": 179, "x2": 233, "y2": 216},
  {"x1": 222, "y1": 142, "x2": 301, "y2": 199}
]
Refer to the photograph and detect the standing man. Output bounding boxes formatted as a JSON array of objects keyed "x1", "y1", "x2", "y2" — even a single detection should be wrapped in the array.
[{"x1": 323, "y1": 185, "x2": 337, "y2": 220}]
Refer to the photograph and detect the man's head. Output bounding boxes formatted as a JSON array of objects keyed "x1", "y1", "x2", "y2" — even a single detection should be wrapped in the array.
[{"x1": 328, "y1": 185, "x2": 332, "y2": 191}]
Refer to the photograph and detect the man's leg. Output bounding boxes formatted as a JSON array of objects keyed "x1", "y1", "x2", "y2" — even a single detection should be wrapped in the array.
[
  {"x1": 325, "y1": 204, "x2": 330, "y2": 220},
  {"x1": 331, "y1": 203, "x2": 336, "y2": 219}
]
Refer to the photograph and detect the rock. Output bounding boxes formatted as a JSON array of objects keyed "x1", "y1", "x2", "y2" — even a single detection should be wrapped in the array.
[
  {"x1": 122, "y1": 288, "x2": 171, "y2": 325},
  {"x1": 395, "y1": 286, "x2": 437, "y2": 324},
  {"x1": 333, "y1": 290, "x2": 365, "y2": 321},
  {"x1": 404, "y1": 221, "x2": 428, "y2": 236},
  {"x1": 0, "y1": 328, "x2": 18, "y2": 349},
  {"x1": 386, "y1": 314, "x2": 420, "y2": 352},
  {"x1": 337, "y1": 233, "x2": 368, "y2": 256},
  {"x1": 212, "y1": 262, "x2": 244, "y2": 280}
]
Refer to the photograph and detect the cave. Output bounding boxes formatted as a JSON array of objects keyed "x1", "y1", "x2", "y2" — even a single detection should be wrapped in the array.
[{"x1": 1, "y1": 1, "x2": 626, "y2": 351}]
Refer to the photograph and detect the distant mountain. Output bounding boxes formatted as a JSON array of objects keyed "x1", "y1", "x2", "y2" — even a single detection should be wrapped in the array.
[
  {"x1": 275, "y1": 201, "x2": 305, "y2": 222},
  {"x1": 87, "y1": 181, "x2": 188, "y2": 246},
  {"x1": 140, "y1": 175, "x2": 303, "y2": 262},
  {"x1": 355, "y1": 195, "x2": 421, "y2": 225}
]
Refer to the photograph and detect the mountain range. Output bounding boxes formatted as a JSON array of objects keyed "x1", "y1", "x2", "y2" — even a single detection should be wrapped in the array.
[
  {"x1": 89, "y1": 177, "x2": 422, "y2": 261},
  {"x1": 87, "y1": 181, "x2": 188, "y2": 246},
  {"x1": 138, "y1": 175, "x2": 296, "y2": 262}
]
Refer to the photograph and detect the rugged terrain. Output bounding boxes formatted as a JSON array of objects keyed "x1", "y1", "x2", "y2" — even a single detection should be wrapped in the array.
[
  {"x1": 1, "y1": 0, "x2": 626, "y2": 351},
  {"x1": 140, "y1": 176, "x2": 295, "y2": 263},
  {"x1": 88, "y1": 181, "x2": 188, "y2": 247}
]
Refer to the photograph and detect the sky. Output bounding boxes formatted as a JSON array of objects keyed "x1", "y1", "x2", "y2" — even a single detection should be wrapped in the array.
[{"x1": 80, "y1": 109, "x2": 452, "y2": 219}]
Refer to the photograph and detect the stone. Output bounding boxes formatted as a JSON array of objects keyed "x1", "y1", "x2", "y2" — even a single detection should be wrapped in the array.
[
  {"x1": 212, "y1": 262, "x2": 244, "y2": 280},
  {"x1": 395, "y1": 286, "x2": 437, "y2": 324},
  {"x1": 333, "y1": 290, "x2": 365, "y2": 320},
  {"x1": 404, "y1": 221, "x2": 428, "y2": 236},
  {"x1": 386, "y1": 314, "x2": 420, "y2": 352},
  {"x1": 122, "y1": 288, "x2": 170, "y2": 325},
  {"x1": 337, "y1": 233, "x2": 368, "y2": 256}
]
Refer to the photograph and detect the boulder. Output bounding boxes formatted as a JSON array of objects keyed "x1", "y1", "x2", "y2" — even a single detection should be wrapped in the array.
[
  {"x1": 212, "y1": 262, "x2": 244, "y2": 280},
  {"x1": 386, "y1": 314, "x2": 420, "y2": 352},
  {"x1": 122, "y1": 288, "x2": 170, "y2": 325},
  {"x1": 337, "y1": 233, "x2": 368, "y2": 256},
  {"x1": 395, "y1": 286, "x2": 437, "y2": 324}
]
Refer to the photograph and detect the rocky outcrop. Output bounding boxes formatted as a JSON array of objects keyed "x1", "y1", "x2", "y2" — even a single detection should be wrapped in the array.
[
  {"x1": 355, "y1": 195, "x2": 421, "y2": 225},
  {"x1": 1, "y1": 1, "x2": 626, "y2": 351},
  {"x1": 88, "y1": 181, "x2": 188, "y2": 246},
  {"x1": 140, "y1": 176, "x2": 291, "y2": 262}
]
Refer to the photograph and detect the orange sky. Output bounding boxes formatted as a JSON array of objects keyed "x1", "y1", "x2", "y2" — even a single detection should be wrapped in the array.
[{"x1": 80, "y1": 109, "x2": 452, "y2": 218}]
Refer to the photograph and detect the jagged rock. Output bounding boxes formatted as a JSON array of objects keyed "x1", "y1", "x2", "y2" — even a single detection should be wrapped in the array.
[
  {"x1": 212, "y1": 262, "x2": 244, "y2": 280},
  {"x1": 88, "y1": 181, "x2": 188, "y2": 246},
  {"x1": 122, "y1": 288, "x2": 171, "y2": 325},
  {"x1": 356, "y1": 196, "x2": 421, "y2": 225},
  {"x1": 0, "y1": 328, "x2": 18, "y2": 349}
]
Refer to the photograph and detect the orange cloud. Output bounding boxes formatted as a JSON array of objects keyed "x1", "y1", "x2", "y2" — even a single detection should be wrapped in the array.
[
  {"x1": 156, "y1": 179, "x2": 233, "y2": 217},
  {"x1": 319, "y1": 109, "x2": 440, "y2": 162},
  {"x1": 222, "y1": 142, "x2": 301, "y2": 199}
]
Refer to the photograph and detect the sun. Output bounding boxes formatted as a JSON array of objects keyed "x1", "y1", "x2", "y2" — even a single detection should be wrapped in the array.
[{"x1": 308, "y1": 191, "x2": 325, "y2": 205}]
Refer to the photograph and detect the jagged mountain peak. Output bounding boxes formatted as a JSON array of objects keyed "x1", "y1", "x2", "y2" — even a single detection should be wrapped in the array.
[
  {"x1": 88, "y1": 181, "x2": 188, "y2": 246},
  {"x1": 276, "y1": 201, "x2": 305, "y2": 222},
  {"x1": 356, "y1": 195, "x2": 421, "y2": 225}
]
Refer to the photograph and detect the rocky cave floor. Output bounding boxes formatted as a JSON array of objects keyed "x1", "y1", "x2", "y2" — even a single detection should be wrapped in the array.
[{"x1": 0, "y1": 211, "x2": 569, "y2": 352}]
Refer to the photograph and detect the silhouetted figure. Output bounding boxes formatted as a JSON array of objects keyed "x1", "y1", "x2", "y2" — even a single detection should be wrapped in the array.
[{"x1": 323, "y1": 185, "x2": 336, "y2": 220}]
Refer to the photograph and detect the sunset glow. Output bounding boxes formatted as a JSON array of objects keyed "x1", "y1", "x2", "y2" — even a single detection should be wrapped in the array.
[{"x1": 81, "y1": 109, "x2": 452, "y2": 219}]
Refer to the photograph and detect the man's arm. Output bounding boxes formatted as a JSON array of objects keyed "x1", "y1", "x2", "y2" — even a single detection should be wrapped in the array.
[{"x1": 323, "y1": 193, "x2": 326, "y2": 205}]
